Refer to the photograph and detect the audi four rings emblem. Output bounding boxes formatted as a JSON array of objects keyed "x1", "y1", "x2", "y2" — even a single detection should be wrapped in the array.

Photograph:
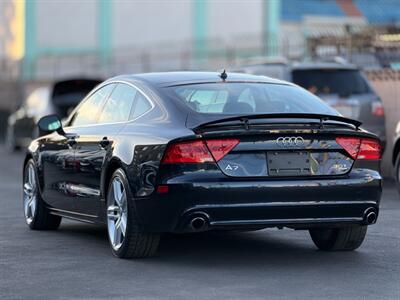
[{"x1": 276, "y1": 136, "x2": 305, "y2": 147}]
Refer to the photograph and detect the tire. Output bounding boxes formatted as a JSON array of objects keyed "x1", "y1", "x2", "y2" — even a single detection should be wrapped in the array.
[
  {"x1": 309, "y1": 225, "x2": 367, "y2": 251},
  {"x1": 23, "y1": 159, "x2": 62, "y2": 230},
  {"x1": 106, "y1": 168, "x2": 160, "y2": 258}
]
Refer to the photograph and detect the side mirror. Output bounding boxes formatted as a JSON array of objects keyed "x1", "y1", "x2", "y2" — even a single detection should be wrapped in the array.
[{"x1": 37, "y1": 114, "x2": 64, "y2": 136}]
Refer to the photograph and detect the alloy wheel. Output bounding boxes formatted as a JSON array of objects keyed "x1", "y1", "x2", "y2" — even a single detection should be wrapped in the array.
[
  {"x1": 23, "y1": 164, "x2": 37, "y2": 225},
  {"x1": 107, "y1": 177, "x2": 128, "y2": 251}
]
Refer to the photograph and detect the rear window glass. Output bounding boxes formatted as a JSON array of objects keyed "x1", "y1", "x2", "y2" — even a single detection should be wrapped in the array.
[
  {"x1": 292, "y1": 69, "x2": 371, "y2": 96},
  {"x1": 168, "y1": 83, "x2": 337, "y2": 115}
]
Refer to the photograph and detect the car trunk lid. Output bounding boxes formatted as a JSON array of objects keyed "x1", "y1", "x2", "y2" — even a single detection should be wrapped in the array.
[
  {"x1": 206, "y1": 131, "x2": 355, "y2": 178},
  {"x1": 183, "y1": 114, "x2": 380, "y2": 178}
]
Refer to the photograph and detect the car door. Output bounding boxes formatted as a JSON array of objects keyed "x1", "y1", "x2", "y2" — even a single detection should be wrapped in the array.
[
  {"x1": 72, "y1": 83, "x2": 138, "y2": 217},
  {"x1": 39, "y1": 129, "x2": 77, "y2": 212},
  {"x1": 42, "y1": 84, "x2": 115, "y2": 213}
]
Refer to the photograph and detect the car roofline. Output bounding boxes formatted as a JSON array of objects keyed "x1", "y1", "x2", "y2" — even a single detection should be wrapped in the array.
[
  {"x1": 157, "y1": 79, "x2": 294, "y2": 88},
  {"x1": 105, "y1": 72, "x2": 294, "y2": 88}
]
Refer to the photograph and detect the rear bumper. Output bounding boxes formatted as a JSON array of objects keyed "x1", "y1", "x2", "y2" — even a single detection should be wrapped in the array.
[{"x1": 133, "y1": 170, "x2": 382, "y2": 233}]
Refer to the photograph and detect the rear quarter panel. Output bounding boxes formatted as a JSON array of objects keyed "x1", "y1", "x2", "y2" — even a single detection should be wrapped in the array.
[
  {"x1": 108, "y1": 123, "x2": 194, "y2": 198},
  {"x1": 102, "y1": 82, "x2": 195, "y2": 201}
]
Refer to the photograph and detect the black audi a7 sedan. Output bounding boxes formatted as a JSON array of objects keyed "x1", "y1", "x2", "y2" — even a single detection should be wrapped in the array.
[{"x1": 23, "y1": 72, "x2": 382, "y2": 258}]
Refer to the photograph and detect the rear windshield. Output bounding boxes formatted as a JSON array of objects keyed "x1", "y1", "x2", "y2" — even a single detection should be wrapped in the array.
[
  {"x1": 292, "y1": 69, "x2": 371, "y2": 96},
  {"x1": 168, "y1": 83, "x2": 337, "y2": 115}
]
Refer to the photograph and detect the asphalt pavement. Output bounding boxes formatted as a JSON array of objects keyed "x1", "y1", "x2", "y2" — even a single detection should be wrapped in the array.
[{"x1": 0, "y1": 145, "x2": 399, "y2": 300}]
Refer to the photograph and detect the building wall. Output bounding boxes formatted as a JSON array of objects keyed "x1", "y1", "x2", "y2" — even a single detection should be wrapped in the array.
[
  {"x1": 36, "y1": 0, "x2": 97, "y2": 50},
  {"x1": 32, "y1": 0, "x2": 267, "y2": 51},
  {"x1": 21, "y1": 1, "x2": 265, "y2": 79},
  {"x1": 112, "y1": 1, "x2": 192, "y2": 49},
  {"x1": 208, "y1": 0, "x2": 263, "y2": 43},
  {"x1": 6, "y1": 0, "x2": 400, "y2": 81},
  {"x1": 19, "y1": 0, "x2": 282, "y2": 80}
]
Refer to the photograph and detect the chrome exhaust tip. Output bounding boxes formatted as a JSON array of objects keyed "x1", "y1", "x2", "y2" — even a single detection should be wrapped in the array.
[
  {"x1": 190, "y1": 216, "x2": 207, "y2": 231},
  {"x1": 366, "y1": 211, "x2": 377, "y2": 224}
]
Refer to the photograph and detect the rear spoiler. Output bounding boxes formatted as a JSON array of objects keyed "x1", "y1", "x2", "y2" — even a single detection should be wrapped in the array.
[{"x1": 190, "y1": 113, "x2": 362, "y2": 132}]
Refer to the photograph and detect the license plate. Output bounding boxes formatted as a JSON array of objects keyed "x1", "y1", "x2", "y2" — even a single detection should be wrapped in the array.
[{"x1": 267, "y1": 152, "x2": 311, "y2": 176}]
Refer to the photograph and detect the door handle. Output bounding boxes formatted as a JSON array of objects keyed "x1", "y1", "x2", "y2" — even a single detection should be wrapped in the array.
[
  {"x1": 67, "y1": 138, "x2": 77, "y2": 147},
  {"x1": 65, "y1": 133, "x2": 79, "y2": 148},
  {"x1": 99, "y1": 137, "x2": 110, "y2": 148}
]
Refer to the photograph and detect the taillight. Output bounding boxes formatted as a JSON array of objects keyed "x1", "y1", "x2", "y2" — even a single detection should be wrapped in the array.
[
  {"x1": 156, "y1": 185, "x2": 169, "y2": 194},
  {"x1": 372, "y1": 101, "x2": 385, "y2": 117},
  {"x1": 205, "y1": 139, "x2": 239, "y2": 162},
  {"x1": 336, "y1": 137, "x2": 381, "y2": 160},
  {"x1": 358, "y1": 138, "x2": 381, "y2": 160},
  {"x1": 335, "y1": 137, "x2": 361, "y2": 159},
  {"x1": 161, "y1": 139, "x2": 239, "y2": 164},
  {"x1": 161, "y1": 140, "x2": 214, "y2": 164}
]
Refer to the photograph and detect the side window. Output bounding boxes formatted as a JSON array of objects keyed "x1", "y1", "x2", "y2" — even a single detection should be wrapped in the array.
[
  {"x1": 131, "y1": 92, "x2": 152, "y2": 119},
  {"x1": 98, "y1": 83, "x2": 137, "y2": 124},
  {"x1": 70, "y1": 84, "x2": 115, "y2": 127}
]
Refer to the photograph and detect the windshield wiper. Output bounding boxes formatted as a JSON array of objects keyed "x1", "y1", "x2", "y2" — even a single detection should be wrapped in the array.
[{"x1": 193, "y1": 113, "x2": 361, "y2": 132}]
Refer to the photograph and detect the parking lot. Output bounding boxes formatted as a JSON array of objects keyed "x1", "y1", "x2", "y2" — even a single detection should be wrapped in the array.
[{"x1": 0, "y1": 145, "x2": 399, "y2": 300}]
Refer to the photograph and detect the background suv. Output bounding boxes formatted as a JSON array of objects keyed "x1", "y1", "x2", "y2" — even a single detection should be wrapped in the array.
[{"x1": 234, "y1": 59, "x2": 386, "y2": 150}]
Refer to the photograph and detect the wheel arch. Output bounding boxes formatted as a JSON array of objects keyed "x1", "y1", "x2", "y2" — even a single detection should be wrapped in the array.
[
  {"x1": 23, "y1": 152, "x2": 36, "y2": 180},
  {"x1": 101, "y1": 157, "x2": 125, "y2": 200},
  {"x1": 23, "y1": 153, "x2": 33, "y2": 169},
  {"x1": 23, "y1": 152, "x2": 46, "y2": 194},
  {"x1": 22, "y1": 153, "x2": 33, "y2": 185}
]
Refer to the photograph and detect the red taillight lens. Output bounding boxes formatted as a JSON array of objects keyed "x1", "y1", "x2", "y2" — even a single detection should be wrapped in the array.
[
  {"x1": 336, "y1": 137, "x2": 381, "y2": 160},
  {"x1": 372, "y1": 101, "x2": 385, "y2": 117},
  {"x1": 335, "y1": 137, "x2": 361, "y2": 159},
  {"x1": 161, "y1": 138, "x2": 239, "y2": 164},
  {"x1": 162, "y1": 140, "x2": 214, "y2": 164},
  {"x1": 358, "y1": 138, "x2": 381, "y2": 160},
  {"x1": 156, "y1": 185, "x2": 169, "y2": 194},
  {"x1": 205, "y1": 139, "x2": 239, "y2": 162}
]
